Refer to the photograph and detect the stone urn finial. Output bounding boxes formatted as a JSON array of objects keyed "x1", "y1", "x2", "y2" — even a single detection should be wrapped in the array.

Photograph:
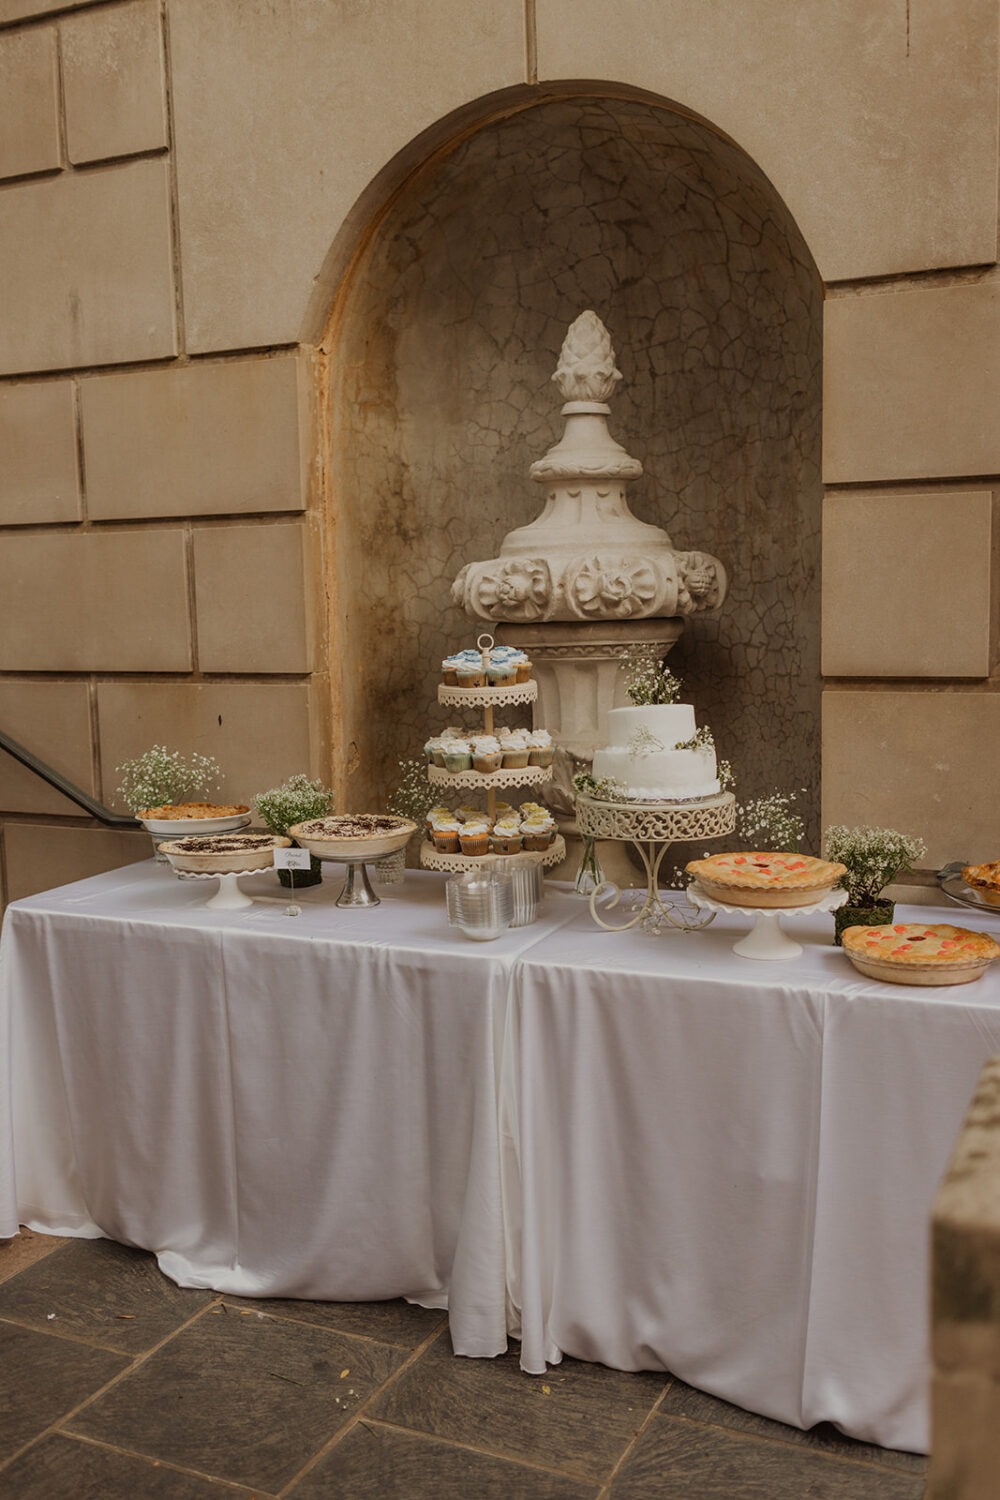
[
  {"x1": 552, "y1": 310, "x2": 623, "y2": 402},
  {"x1": 452, "y1": 311, "x2": 728, "y2": 624}
]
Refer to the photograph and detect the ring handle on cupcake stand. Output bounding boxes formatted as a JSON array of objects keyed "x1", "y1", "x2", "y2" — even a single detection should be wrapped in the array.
[{"x1": 686, "y1": 884, "x2": 849, "y2": 960}]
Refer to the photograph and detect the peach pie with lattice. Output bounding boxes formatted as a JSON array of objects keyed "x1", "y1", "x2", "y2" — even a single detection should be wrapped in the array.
[{"x1": 685, "y1": 851, "x2": 847, "y2": 907}]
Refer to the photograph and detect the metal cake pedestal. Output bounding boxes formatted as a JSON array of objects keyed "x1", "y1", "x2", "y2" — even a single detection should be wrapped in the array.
[{"x1": 576, "y1": 791, "x2": 736, "y2": 933}]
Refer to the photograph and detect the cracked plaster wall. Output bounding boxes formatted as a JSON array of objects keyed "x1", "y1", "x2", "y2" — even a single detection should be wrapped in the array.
[{"x1": 332, "y1": 97, "x2": 822, "y2": 839}]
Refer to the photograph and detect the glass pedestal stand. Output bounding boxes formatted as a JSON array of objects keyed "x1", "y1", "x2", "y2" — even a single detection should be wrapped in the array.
[
  {"x1": 575, "y1": 792, "x2": 736, "y2": 933},
  {"x1": 687, "y1": 885, "x2": 848, "y2": 960}
]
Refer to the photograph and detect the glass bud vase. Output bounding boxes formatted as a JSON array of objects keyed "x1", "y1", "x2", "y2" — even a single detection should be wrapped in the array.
[
  {"x1": 574, "y1": 835, "x2": 604, "y2": 897},
  {"x1": 373, "y1": 847, "x2": 407, "y2": 885},
  {"x1": 833, "y1": 900, "x2": 894, "y2": 946}
]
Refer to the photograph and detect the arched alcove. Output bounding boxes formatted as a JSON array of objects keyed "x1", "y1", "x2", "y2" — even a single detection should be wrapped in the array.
[{"x1": 327, "y1": 92, "x2": 823, "y2": 840}]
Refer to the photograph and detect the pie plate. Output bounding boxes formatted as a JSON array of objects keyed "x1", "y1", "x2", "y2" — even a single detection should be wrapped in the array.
[
  {"x1": 288, "y1": 816, "x2": 418, "y2": 863},
  {"x1": 160, "y1": 835, "x2": 290, "y2": 874},
  {"x1": 139, "y1": 810, "x2": 251, "y2": 836},
  {"x1": 692, "y1": 876, "x2": 843, "y2": 909},
  {"x1": 843, "y1": 950, "x2": 997, "y2": 987}
]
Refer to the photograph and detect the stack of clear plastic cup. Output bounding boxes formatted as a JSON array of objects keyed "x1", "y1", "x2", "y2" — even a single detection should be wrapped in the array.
[
  {"x1": 505, "y1": 856, "x2": 543, "y2": 927},
  {"x1": 445, "y1": 868, "x2": 514, "y2": 941}
]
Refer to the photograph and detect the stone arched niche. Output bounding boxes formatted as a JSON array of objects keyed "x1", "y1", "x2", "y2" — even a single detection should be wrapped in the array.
[{"x1": 328, "y1": 93, "x2": 823, "y2": 842}]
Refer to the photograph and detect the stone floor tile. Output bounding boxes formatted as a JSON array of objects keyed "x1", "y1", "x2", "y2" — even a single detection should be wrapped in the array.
[
  {"x1": 661, "y1": 1378, "x2": 928, "y2": 1473},
  {"x1": 0, "y1": 1228, "x2": 67, "y2": 1286},
  {"x1": 289, "y1": 1420, "x2": 601, "y2": 1499},
  {"x1": 0, "y1": 1431, "x2": 261, "y2": 1499},
  {"x1": 0, "y1": 1239, "x2": 212, "y2": 1354},
  {"x1": 0, "y1": 1322, "x2": 128, "y2": 1466},
  {"x1": 369, "y1": 1337, "x2": 668, "y2": 1483},
  {"x1": 607, "y1": 1415, "x2": 928, "y2": 1499},
  {"x1": 66, "y1": 1304, "x2": 407, "y2": 1493},
  {"x1": 225, "y1": 1292, "x2": 446, "y2": 1348}
]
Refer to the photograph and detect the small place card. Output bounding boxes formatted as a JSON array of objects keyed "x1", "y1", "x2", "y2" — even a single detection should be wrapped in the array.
[{"x1": 273, "y1": 846, "x2": 312, "y2": 870}]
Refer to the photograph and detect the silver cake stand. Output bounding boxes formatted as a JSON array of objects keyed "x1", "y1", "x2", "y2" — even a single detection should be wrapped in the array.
[
  {"x1": 575, "y1": 791, "x2": 736, "y2": 933},
  {"x1": 288, "y1": 820, "x2": 419, "y2": 909}
]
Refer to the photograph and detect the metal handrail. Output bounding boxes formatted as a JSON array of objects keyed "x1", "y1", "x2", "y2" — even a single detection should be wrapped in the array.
[{"x1": 0, "y1": 727, "x2": 139, "y2": 827}]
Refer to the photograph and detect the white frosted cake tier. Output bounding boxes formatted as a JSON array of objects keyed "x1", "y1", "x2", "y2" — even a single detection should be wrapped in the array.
[{"x1": 591, "y1": 704, "x2": 719, "y2": 801}]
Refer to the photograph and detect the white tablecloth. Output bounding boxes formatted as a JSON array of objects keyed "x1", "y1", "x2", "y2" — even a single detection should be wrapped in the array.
[
  {"x1": 3, "y1": 865, "x2": 998, "y2": 1452},
  {"x1": 0, "y1": 861, "x2": 579, "y2": 1358},
  {"x1": 502, "y1": 899, "x2": 1000, "y2": 1453}
]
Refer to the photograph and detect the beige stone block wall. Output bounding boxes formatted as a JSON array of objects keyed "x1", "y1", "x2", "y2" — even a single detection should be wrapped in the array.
[
  {"x1": 193, "y1": 522, "x2": 313, "y2": 674},
  {"x1": 166, "y1": 0, "x2": 527, "y2": 351},
  {"x1": 533, "y1": 0, "x2": 998, "y2": 283},
  {"x1": 822, "y1": 692, "x2": 1000, "y2": 867},
  {"x1": 824, "y1": 282, "x2": 1000, "y2": 485},
  {"x1": 0, "y1": 382, "x2": 81, "y2": 525},
  {"x1": 930, "y1": 1055, "x2": 1000, "y2": 1500},
  {"x1": 81, "y1": 355, "x2": 309, "y2": 520},
  {"x1": 0, "y1": 25, "x2": 59, "y2": 178},
  {"x1": 0, "y1": 0, "x2": 98, "y2": 19},
  {"x1": 0, "y1": 530, "x2": 191, "y2": 672},
  {"x1": 822, "y1": 490, "x2": 994, "y2": 678},
  {"x1": 96, "y1": 681, "x2": 315, "y2": 813},
  {"x1": 60, "y1": 0, "x2": 167, "y2": 165},
  {"x1": 0, "y1": 0, "x2": 997, "y2": 922},
  {"x1": 0, "y1": 160, "x2": 177, "y2": 375},
  {"x1": 2, "y1": 823, "x2": 149, "y2": 904},
  {"x1": 0, "y1": 681, "x2": 94, "y2": 816}
]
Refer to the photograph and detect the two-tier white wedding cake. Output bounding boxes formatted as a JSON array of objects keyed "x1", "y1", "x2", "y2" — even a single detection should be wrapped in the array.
[{"x1": 590, "y1": 704, "x2": 720, "y2": 801}]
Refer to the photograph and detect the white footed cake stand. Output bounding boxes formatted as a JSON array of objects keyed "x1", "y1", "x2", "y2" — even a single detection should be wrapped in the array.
[
  {"x1": 687, "y1": 884, "x2": 848, "y2": 960},
  {"x1": 176, "y1": 869, "x2": 257, "y2": 910}
]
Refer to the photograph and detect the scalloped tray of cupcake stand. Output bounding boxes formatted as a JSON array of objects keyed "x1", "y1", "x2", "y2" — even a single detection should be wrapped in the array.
[{"x1": 423, "y1": 647, "x2": 561, "y2": 871}]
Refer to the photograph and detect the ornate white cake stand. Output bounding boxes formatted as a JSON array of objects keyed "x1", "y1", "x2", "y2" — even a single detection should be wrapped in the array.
[
  {"x1": 576, "y1": 792, "x2": 736, "y2": 933},
  {"x1": 687, "y1": 883, "x2": 848, "y2": 960},
  {"x1": 176, "y1": 869, "x2": 257, "y2": 910}
]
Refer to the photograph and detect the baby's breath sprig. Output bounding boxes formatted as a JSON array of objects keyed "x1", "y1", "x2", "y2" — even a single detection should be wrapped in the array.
[
  {"x1": 823, "y1": 824, "x2": 927, "y2": 906},
  {"x1": 622, "y1": 649, "x2": 683, "y2": 706},
  {"x1": 387, "y1": 758, "x2": 445, "y2": 822},
  {"x1": 736, "y1": 789, "x2": 807, "y2": 852},
  {"x1": 717, "y1": 759, "x2": 735, "y2": 793},
  {"x1": 253, "y1": 774, "x2": 334, "y2": 836},
  {"x1": 573, "y1": 771, "x2": 628, "y2": 802},
  {"x1": 675, "y1": 726, "x2": 715, "y2": 753},
  {"x1": 116, "y1": 745, "x2": 221, "y2": 814}
]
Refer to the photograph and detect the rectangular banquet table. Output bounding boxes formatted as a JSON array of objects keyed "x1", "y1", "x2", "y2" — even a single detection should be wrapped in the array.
[
  {"x1": 0, "y1": 861, "x2": 581, "y2": 1358},
  {"x1": 501, "y1": 897, "x2": 1000, "y2": 1454},
  {"x1": 3, "y1": 862, "x2": 999, "y2": 1454}
]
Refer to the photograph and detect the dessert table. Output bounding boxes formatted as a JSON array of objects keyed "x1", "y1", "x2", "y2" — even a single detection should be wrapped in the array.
[
  {"x1": 0, "y1": 862, "x2": 581, "y2": 1358},
  {"x1": 3, "y1": 862, "x2": 999, "y2": 1453},
  {"x1": 501, "y1": 898, "x2": 1000, "y2": 1454}
]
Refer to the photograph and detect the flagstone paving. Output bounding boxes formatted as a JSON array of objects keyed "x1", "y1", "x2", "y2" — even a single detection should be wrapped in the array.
[{"x1": 0, "y1": 1231, "x2": 927, "y2": 1499}]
